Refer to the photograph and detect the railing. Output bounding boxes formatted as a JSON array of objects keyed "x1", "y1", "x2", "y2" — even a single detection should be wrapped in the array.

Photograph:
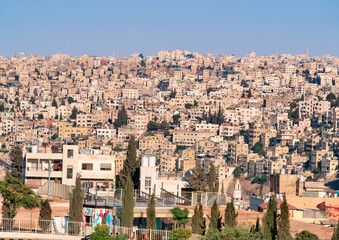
[
  {"x1": 0, "y1": 218, "x2": 202, "y2": 239},
  {"x1": 0, "y1": 218, "x2": 88, "y2": 236},
  {"x1": 84, "y1": 188, "x2": 228, "y2": 207}
]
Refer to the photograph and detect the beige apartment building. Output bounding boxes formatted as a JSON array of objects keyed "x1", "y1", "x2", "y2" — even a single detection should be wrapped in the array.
[
  {"x1": 173, "y1": 130, "x2": 216, "y2": 147},
  {"x1": 25, "y1": 145, "x2": 115, "y2": 188},
  {"x1": 58, "y1": 122, "x2": 89, "y2": 140},
  {"x1": 299, "y1": 99, "x2": 331, "y2": 119},
  {"x1": 139, "y1": 135, "x2": 166, "y2": 151}
]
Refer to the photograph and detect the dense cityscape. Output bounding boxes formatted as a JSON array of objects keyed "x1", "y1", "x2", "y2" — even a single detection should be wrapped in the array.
[{"x1": 0, "y1": 50, "x2": 338, "y2": 239}]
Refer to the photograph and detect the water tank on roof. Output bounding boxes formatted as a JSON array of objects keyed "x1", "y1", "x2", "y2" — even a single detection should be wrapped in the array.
[
  {"x1": 31, "y1": 145, "x2": 38, "y2": 153},
  {"x1": 141, "y1": 155, "x2": 149, "y2": 167},
  {"x1": 149, "y1": 156, "x2": 156, "y2": 167}
]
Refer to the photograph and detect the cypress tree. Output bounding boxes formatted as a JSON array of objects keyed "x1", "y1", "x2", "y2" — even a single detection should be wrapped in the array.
[
  {"x1": 277, "y1": 196, "x2": 292, "y2": 240},
  {"x1": 209, "y1": 200, "x2": 222, "y2": 231},
  {"x1": 262, "y1": 195, "x2": 278, "y2": 240},
  {"x1": 216, "y1": 105, "x2": 224, "y2": 125},
  {"x1": 10, "y1": 145, "x2": 23, "y2": 180},
  {"x1": 52, "y1": 98, "x2": 58, "y2": 108},
  {"x1": 114, "y1": 104, "x2": 128, "y2": 129},
  {"x1": 224, "y1": 199, "x2": 238, "y2": 227},
  {"x1": 214, "y1": 181, "x2": 219, "y2": 193},
  {"x1": 255, "y1": 216, "x2": 261, "y2": 233},
  {"x1": 208, "y1": 162, "x2": 216, "y2": 192},
  {"x1": 69, "y1": 174, "x2": 83, "y2": 233},
  {"x1": 221, "y1": 182, "x2": 224, "y2": 195},
  {"x1": 191, "y1": 202, "x2": 205, "y2": 235},
  {"x1": 70, "y1": 106, "x2": 78, "y2": 119},
  {"x1": 146, "y1": 194, "x2": 156, "y2": 229},
  {"x1": 121, "y1": 177, "x2": 134, "y2": 228},
  {"x1": 189, "y1": 161, "x2": 205, "y2": 192},
  {"x1": 39, "y1": 199, "x2": 52, "y2": 232},
  {"x1": 120, "y1": 135, "x2": 139, "y2": 187}
]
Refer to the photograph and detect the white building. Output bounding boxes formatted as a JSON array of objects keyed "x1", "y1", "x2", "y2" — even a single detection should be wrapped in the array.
[
  {"x1": 139, "y1": 155, "x2": 187, "y2": 198},
  {"x1": 24, "y1": 145, "x2": 116, "y2": 188}
]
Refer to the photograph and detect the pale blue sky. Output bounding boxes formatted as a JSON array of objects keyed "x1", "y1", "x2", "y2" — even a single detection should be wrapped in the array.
[{"x1": 0, "y1": 0, "x2": 338, "y2": 58}]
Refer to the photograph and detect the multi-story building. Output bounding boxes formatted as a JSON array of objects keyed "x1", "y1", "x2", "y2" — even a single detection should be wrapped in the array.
[{"x1": 24, "y1": 145, "x2": 116, "y2": 188}]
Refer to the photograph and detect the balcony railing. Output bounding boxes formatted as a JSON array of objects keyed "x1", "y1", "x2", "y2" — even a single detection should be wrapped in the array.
[{"x1": 0, "y1": 218, "x2": 202, "y2": 239}]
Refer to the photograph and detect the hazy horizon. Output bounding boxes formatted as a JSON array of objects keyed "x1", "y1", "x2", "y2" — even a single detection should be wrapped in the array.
[{"x1": 1, "y1": 0, "x2": 339, "y2": 58}]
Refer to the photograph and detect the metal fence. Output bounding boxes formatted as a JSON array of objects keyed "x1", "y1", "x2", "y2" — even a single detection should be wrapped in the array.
[
  {"x1": 0, "y1": 218, "x2": 87, "y2": 236},
  {"x1": 0, "y1": 218, "x2": 202, "y2": 239},
  {"x1": 84, "y1": 188, "x2": 228, "y2": 207},
  {"x1": 38, "y1": 182, "x2": 74, "y2": 200}
]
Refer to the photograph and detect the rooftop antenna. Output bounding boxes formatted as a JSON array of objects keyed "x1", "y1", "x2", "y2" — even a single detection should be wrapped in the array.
[{"x1": 112, "y1": 50, "x2": 115, "y2": 59}]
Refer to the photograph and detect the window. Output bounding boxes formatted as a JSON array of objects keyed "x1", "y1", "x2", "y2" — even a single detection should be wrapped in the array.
[
  {"x1": 145, "y1": 177, "x2": 151, "y2": 189},
  {"x1": 85, "y1": 216, "x2": 92, "y2": 226},
  {"x1": 67, "y1": 149, "x2": 74, "y2": 158},
  {"x1": 67, "y1": 166, "x2": 73, "y2": 179},
  {"x1": 82, "y1": 163, "x2": 93, "y2": 170},
  {"x1": 100, "y1": 163, "x2": 111, "y2": 171}
]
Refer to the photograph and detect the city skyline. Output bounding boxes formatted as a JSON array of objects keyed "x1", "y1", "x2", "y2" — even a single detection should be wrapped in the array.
[{"x1": 1, "y1": 0, "x2": 339, "y2": 58}]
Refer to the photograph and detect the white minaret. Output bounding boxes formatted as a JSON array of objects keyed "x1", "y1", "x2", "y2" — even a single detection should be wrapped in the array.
[{"x1": 233, "y1": 179, "x2": 242, "y2": 209}]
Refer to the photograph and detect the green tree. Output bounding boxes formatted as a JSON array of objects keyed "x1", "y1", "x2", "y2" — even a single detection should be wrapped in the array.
[
  {"x1": 233, "y1": 167, "x2": 243, "y2": 178},
  {"x1": 51, "y1": 133, "x2": 58, "y2": 140},
  {"x1": 120, "y1": 135, "x2": 139, "y2": 187},
  {"x1": 209, "y1": 200, "x2": 222, "y2": 231},
  {"x1": 121, "y1": 177, "x2": 134, "y2": 228},
  {"x1": 254, "y1": 142, "x2": 263, "y2": 154},
  {"x1": 90, "y1": 225, "x2": 128, "y2": 240},
  {"x1": 262, "y1": 195, "x2": 277, "y2": 240},
  {"x1": 70, "y1": 106, "x2": 78, "y2": 120},
  {"x1": 69, "y1": 174, "x2": 84, "y2": 234},
  {"x1": 160, "y1": 120, "x2": 169, "y2": 130},
  {"x1": 113, "y1": 105, "x2": 128, "y2": 129},
  {"x1": 250, "y1": 216, "x2": 262, "y2": 235},
  {"x1": 277, "y1": 196, "x2": 292, "y2": 240},
  {"x1": 147, "y1": 121, "x2": 159, "y2": 131},
  {"x1": 169, "y1": 90, "x2": 176, "y2": 99},
  {"x1": 68, "y1": 97, "x2": 75, "y2": 104},
  {"x1": 208, "y1": 162, "x2": 217, "y2": 192},
  {"x1": 214, "y1": 181, "x2": 219, "y2": 193},
  {"x1": 10, "y1": 145, "x2": 23, "y2": 180},
  {"x1": 171, "y1": 207, "x2": 189, "y2": 228},
  {"x1": 39, "y1": 199, "x2": 52, "y2": 232},
  {"x1": 147, "y1": 194, "x2": 156, "y2": 229},
  {"x1": 216, "y1": 105, "x2": 225, "y2": 125},
  {"x1": 38, "y1": 113, "x2": 44, "y2": 120},
  {"x1": 52, "y1": 98, "x2": 58, "y2": 108},
  {"x1": 172, "y1": 114, "x2": 180, "y2": 125},
  {"x1": 191, "y1": 202, "x2": 205, "y2": 235},
  {"x1": 0, "y1": 175, "x2": 39, "y2": 228},
  {"x1": 224, "y1": 199, "x2": 238, "y2": 227},
  {"x1": 169, "y1": 228, "x2": 192, "y2": 240},
  {"x1": 295, "y1": 230, "x2": 319, "y2": 240},
  {"x1": 326, "y1": 92, "x2": 336, "y2": 102},
  {"x1": 189, "y1": 161, "x2": 205, "y2": 192},
  {"x1": 164, "y1": 130, "x2": 171, "y2": 138}
]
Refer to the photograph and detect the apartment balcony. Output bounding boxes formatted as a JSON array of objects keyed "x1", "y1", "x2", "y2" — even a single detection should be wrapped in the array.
[{"x1": 25, "y1": 169, "x2": 62, "y2": 178}]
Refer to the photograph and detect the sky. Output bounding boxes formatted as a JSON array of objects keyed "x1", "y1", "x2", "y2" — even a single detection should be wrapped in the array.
[{"x1": 0, "y1": 0, "x2": 339, "y2": 58}]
